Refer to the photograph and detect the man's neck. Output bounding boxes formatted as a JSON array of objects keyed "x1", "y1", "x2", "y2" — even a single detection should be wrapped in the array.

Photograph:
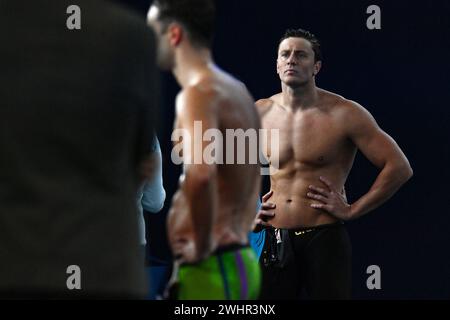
[
  {"x1": 281, "y1": 81, "x2": 319, "y2": 111},
  {"x1": 173, "y1": 45, "x2": 213, "y2": 88}
]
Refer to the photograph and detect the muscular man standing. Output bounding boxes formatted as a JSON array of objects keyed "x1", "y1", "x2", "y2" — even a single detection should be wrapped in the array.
[
  {"x1": 254, "y1": 29, "x2": 413, "y2": 299},
  {"x1": 147, "y1": 0, "x2": 262, "y2": 300}
]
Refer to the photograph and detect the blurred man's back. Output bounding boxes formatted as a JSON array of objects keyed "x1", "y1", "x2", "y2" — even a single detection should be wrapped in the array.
[{"x1": 0, "y1": 0, "x2": 158, "y2": 298}]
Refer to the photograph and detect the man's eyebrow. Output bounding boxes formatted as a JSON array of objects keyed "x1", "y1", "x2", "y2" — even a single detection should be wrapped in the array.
[{"x1": 279, "y1": 49, "x2": 308, "y2": 53}]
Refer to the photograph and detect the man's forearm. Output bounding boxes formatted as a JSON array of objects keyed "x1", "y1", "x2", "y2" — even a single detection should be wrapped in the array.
[{"x1": 349, "y1": 163, "x2": 413, "y2": 219}]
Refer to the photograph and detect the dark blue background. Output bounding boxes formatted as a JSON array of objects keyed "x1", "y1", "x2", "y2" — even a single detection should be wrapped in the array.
[{"x1": 118, "y1": 0, "x2": 450, "y2": 299}]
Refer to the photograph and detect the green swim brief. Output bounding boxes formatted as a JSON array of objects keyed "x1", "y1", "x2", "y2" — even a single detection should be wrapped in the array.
[{"x1": 176, "y1": 245, "x2": 261, "y2": 300}]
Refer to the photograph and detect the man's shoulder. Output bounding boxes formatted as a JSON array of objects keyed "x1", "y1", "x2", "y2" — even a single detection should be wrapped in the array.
[
  {"x1": 179, "y1": 70, "x2": 249, "y2": 105},
  {"x1": 180, "y1": 80, "x2": 220, "y2": 100},
  {"x1": 337, "y1": 98, "x2": 372, "y2": 121},
  {"x1": 319, "y1": 89, "x2": 367, "y2": 115},
  {"x1": 176, "y1": 83, "x2": 220, "y2": 116},
  {"x1": 255, "y1": 94, "x2": 280, "y2": 113},
  {"x1": 319, "y1": 89, "x2": 376, "y2": 131},
  {"x1": 255, "y1": 98, "x2": 273, "y2": 108}
]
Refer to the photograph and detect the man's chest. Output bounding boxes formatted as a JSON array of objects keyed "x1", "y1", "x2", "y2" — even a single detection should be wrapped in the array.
[{"x1": 261, "y1": 109, "x2": 349, "y2": 167}]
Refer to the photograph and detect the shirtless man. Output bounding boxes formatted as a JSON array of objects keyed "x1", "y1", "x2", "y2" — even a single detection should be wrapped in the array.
[
  {"x1": 147, "y1": 0, "x2": 261, "y2": 300},
  {"x1": 254, "y1": 29, "x2": 413, "y2": 299}
]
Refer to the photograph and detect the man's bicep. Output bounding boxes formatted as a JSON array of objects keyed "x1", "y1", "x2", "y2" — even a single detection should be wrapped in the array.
[{"x1": 356, "y1": 129, "x2": 403, "y2": 169}]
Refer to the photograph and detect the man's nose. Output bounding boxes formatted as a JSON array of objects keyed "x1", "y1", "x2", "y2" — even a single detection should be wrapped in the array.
[{"x1": 286, "y1": 54, "x2": 297, "y2": 64}]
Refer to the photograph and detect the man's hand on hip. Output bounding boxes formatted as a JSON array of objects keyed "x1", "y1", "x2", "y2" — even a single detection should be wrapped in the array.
[{"x1": 307, "y1": 176, "x2": 351, "y2": 221}]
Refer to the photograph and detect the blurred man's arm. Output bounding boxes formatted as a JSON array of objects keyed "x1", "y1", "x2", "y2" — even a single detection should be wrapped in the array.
[{"x1": 176, "y1": 87, "x2": 218, "y2": 262}]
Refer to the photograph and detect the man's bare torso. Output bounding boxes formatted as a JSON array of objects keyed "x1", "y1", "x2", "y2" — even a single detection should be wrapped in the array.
[
  {"x1": 168, "y1": 66, "x2": 261, "y2": 251},
  {"x1": 259, "y1": 88, "x2": 357, "y2": 228}
]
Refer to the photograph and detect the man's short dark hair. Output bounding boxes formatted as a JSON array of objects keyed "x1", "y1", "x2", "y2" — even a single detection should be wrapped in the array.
[
  {"x1": 279, "y1": 28, "x2": 322, "y2": 62},
  {"x1": 153, "y1": 0, "x2": 215, "y2": 48}
]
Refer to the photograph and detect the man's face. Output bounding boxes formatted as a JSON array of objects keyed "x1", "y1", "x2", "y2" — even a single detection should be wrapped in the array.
[
  {"x1": 147, "y1": 5, "x2": 174, "y2": 70},
  {"x1": 276, "y1": 37, "x2": 321, "y2": 87}
]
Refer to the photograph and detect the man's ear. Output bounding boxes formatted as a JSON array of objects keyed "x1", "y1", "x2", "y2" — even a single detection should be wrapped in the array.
[
  {"x1": 313, "y1": 61, "x2": 322, "y2": 76},
  {"x1": 168, "y1": 23, "x2": 183, "y2": 46}
]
